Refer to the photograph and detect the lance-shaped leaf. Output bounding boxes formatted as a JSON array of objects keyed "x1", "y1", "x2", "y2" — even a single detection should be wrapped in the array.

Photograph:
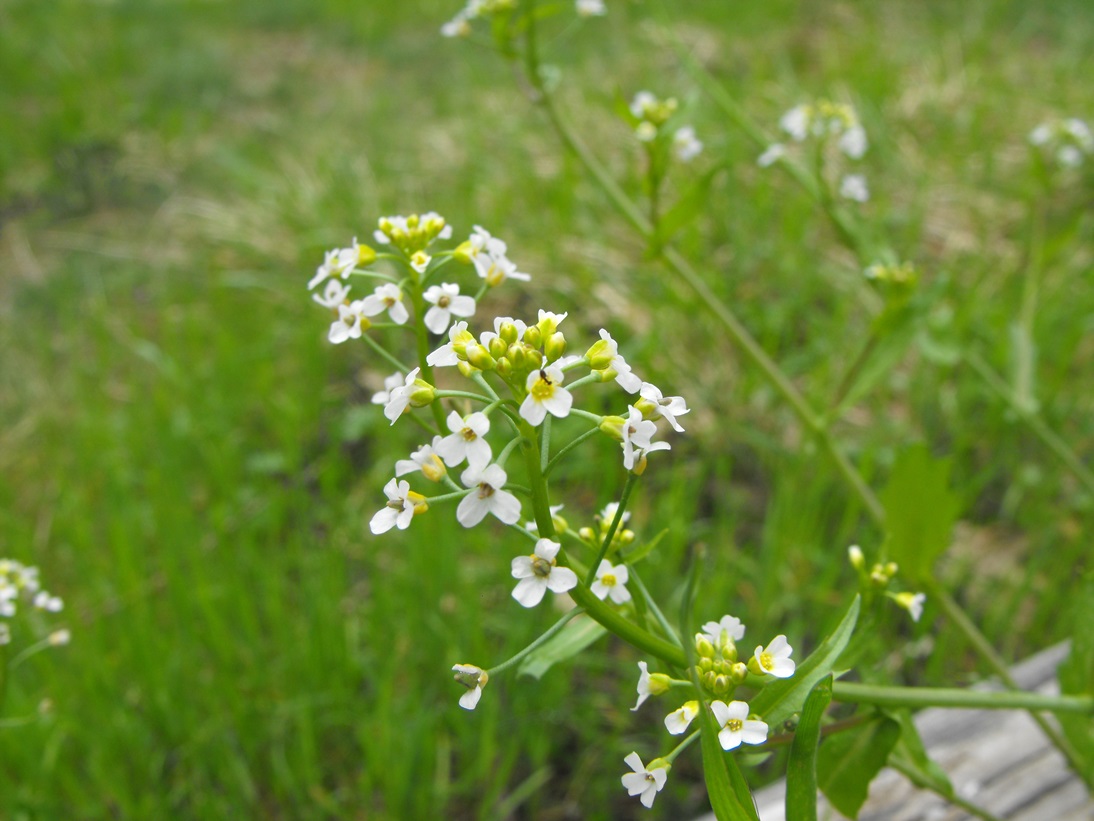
[
  {"x1": 817, "y1": 715, "x2": 900, "y2": 819},
  {"x1": 697, "y1": 698, "x2": 760, "y2": 821},
  {"x1": 516, "y1": 614, "x2": 606, "y2": 680},
  {"x1": 887, "y1": 709, "x2": 953, "y2": 798},
  {"x1": 784, "y1": 674, "x2": 833, "y2": 821},
  {"x1": 749, "y1": 597, "x2": 860, "y2": 729},
  {"x1": 879, "y1": 446, "x2": 961, "y2": 582}
]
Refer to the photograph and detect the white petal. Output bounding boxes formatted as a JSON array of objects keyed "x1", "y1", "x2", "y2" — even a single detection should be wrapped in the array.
[
  {"x1": 546, "y1": 567, "x2": 578, "y2": 594},
  {"x1": 624, "y1": 752, "x2": 645, "y2": 774},
  {"x1": 489, "y1": 490, "x2": 522, "y2": 524},
  {"x1": 456, "y1": 495, "x2": 488, "y2": 528},
  {"x1": 458, "y1": 686, "x2": 482, "y2": 710},
  {"x1": 512, "y1": 577, "x2": 546, "y2": 607}
]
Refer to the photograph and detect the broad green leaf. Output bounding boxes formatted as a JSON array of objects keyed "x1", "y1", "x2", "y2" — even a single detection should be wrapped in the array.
[
  {"x1": 516, "y1": 615, "x2": 606, "y2": 679},
  {"x1": 785, "y1": 675, "x2": 833, "y2": 821},
  {"x1": 887, "y1": 709, "x2": 953, "y2": 798},
  {"x1": 879, "y1": 446, "x2": 961, "y2": 582},
  {"x1": 817, "y1": 716, "x2": 900, "y2": 819},
  {"x1": 698, "y1": 698, "x2": 760, "y2": 821},
  {"x1": 750, "y1": 597, "x2": 860, "y2": 729},
  {"x1": 1058, "y1": 572, "x2": 1094, "y2": 773}
]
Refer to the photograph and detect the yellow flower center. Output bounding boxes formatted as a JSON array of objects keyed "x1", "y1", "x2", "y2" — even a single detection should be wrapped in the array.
[
  {"x1": 531, "y1": 372, "x2": 556, "y2": 401},
  {"x1": 477, "y1": 482, "x2": 496, "y2": 500},
  {"x1": 602, "y1": 573, "x2": 617, "y2": 586},
  {"x1": 531, "y1": 556, "x2": 554, "y2": 578},
  {"x1": 727, "y1": 718, "x2": 743, "y2": 732},
  {"x1": 438, "y1": 295, "x2": 451, "y2": 308},
  {"x1": 760, "y1": 652, "x2": 774, "y2": 670}
]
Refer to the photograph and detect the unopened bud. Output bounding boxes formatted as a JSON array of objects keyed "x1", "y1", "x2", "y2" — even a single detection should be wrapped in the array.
[
  {"x1": 600, "y1": 415, "x2": 625, "y2": 441},
  {"x1": 498, "y1": 321, "x2": 519, "y2": 345},
  {"x1": 695, "y1": 634, "x2": 715, "y2": 659},
  {"x1": 453, "y1": 241, "x2": 475, "y2": 264},
  {"x1": 585, "y1": 338, "x2": 613, "y2": 370},
  {"x1": 466, "y1": 345, "x2": 497, "y2": 371},
  {"x1": 523, "y1": 326, "x2": 543, "y2": 349},
  {"x1": 848, "y1": 545, "x2": 865, "y2": 571},
  {"x1": 409, "y1": 382, "x2": 436, "y2": 408},
  {"x1": 544, "y1": 332, "x2": 566, "y2": 363},
  {"x1": 488, "y1": 336, "x2": 509, "y2": 360},
  {"x1": 357, "y1": 244, "x2": 377, "y2": 266}
]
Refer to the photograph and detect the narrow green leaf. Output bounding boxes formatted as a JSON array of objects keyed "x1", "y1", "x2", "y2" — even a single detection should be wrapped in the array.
[
  {"x1": 785, "y1": 675, "x2": 833, "y2": 821},
  {"x1": 817, "y1": 716, "x2": 901, "y2": 819},
  {"x1": 750, "y1": 597, "x2": 860, "y2": 729},
  {"x1": 879, "y1": 446, "x2": 961, "y2": 581},
  {"x1": 656, "y1": 165, "x2": 725, "y2": 245},
  {"x1": 1058, "y1": 572, "x2": 1094, "y2": 774},
  {"x1": 516, "y1": 615, "x2": 606, "y2": 679},
  {"x1": 621, "y1": 528, "x2": 668, "y2": 566},
  {"x1": 887, "y1": 709, "x2": 953, "y2": 798},
  {"x1": 697, "y1": 699, "x2": 760, "y2": 821}
]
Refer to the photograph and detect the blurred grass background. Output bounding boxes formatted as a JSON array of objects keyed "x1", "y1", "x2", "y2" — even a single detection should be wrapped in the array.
[{"x1": 1, "y1": 0, "x2": 1092, "y2": 817}]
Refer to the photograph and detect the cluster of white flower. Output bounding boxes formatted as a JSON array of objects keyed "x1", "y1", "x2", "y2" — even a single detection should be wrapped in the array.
[
  {"x1": 623, "y1": 613, "x2": 796, "y2": 808},
  {"x1": 441, "y1": 0, "x2": 604, "y2": 38},
  {"x1": 629, "y1": 91, "x2": 704, "y2": 162},
  {"x1": 0, "y1": 558, "x2": 68, "y2": 647},
  {"x1": 1029, "y1": 117, "x2": 1093, "y2": 169},
  {"x1": 759, "y1": 99, "x2": 869, "y2": 203}
]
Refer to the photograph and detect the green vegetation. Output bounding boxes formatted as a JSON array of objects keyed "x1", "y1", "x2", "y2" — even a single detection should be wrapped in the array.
[{"x1": 1, "y1": 0, "x2": 1092, "y2": 817}]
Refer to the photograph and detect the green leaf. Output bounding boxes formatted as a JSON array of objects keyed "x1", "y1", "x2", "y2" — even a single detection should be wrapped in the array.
[
  {"x1": 750, "y1": 597, "x2": 860, "y2": 729},
  {"x1": 887, "y1": 709, "x2": 953, "y2": 798},
  {"x1": 817, "y1": 716, "x2": 901, "y2": 819},
  {"x1": 1058, "y1": 572, "x2": 1094, "y2": 772},
  {"x1": 621, "y1": 528, "x2": 668, "y2": 566},
  {"x1": 655, "y1": 165, "x2": 725, "y2": 246},
  {"x1": 879, "y1": 446, "x2": 961, "y2": 582},
  {"x1": 785, "y1": 675, "x2": 833, "y2": 821},
  {"x1": 697, "y1": 697, "x2": 760, "y2": 821},
  {"x1": 516, "y1": 615, "x2": 606, "y2": 679}
]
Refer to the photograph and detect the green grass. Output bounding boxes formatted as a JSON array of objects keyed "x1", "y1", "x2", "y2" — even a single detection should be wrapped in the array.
[{"x1": 1, "y1": 0, "x2": 1093, "y2": 817}]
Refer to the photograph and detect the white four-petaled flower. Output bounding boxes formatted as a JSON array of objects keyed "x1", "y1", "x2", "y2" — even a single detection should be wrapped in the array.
[
  {"x1": 639, "y1": 382, "x2": 690, "y2": 432},
  {"x1": 711, "y1": 700, "x2": 768, "y2": 750},
  {"x1": 621, "y1": 752, "x2": 668, "y2": 809},
  {"x1": 312, "y1": 279, "x2": 351, "y2": 308},
  {"x1": 753, "y1": 635, "x2": 796, "y2": 678},
  {"x1": 436, "y1": 411, "x2": 492, "y2": 471},
  {"x1": 701, "y1": 614, "x2": 745, "y2": 647},
  {"x1": 510, "y1": 539, "x2": 578, "y2": 608},
  {"x1": 383, "y1": 368, "x2": 421, "y2": 424},
  {"x1": 621, "y1": 406, "x2": 671, "y2": 471},
  {"x1": 451, "y1": 663, "x2": 489, "y2": 710},
  {"x1": 361, "y1": 283, "x2": 409, "y2": 325},
  {"x1": 458, "y1": 464, "x2": 521, "y2": 527},
  {"x1": 423, "y1": 283, "x2": 476, "y2": 334},
  {"x1": 369, "y1": 478, "x2": 426, "y2": 534},
  {"x1": 520, "y1": 365, "x2": 574, "y2": 426},
  {"x1": 665, "y1": 700, "x2": 699, "y2": 735},
  {"x1": 673, "y1": 126, "x2": 703, "y2": 162},
  {"x1": 395, "y1": 436, "x2": 447, "y2": 482},
  {"x1": 591, "y1": 559, "x2": 631, "y2": 604},
  {"x1": 329, "y1": 300, "x2": 369, "y2": 344}
]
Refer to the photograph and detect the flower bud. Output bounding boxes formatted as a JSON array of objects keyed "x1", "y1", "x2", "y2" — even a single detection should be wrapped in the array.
[
  {"x1": 695, "y1": 633, "x2": 715, "y2": 659},
  {"x1": 453, "y1": 241, "x2": 475, "y2": 264},
  {"x1": 647, "y1": 673, "x2": 672, "y2": 697},
  {"x1": 526, "y1": 349, "x2": 543, "y2": 369},
  {"x1": 506, "y1": 343, "x2": 526, "y2": 369},
  {"x1": 848, "y1": 544, "x2": 865, "y2": 571},
  {"x1": 466, "y1": 345, "x2": 497, "y2": 371},
  {"x1": 720, "y1": 640, "x2": 738, "y2": 663},
  {"x1": 585, "y1": 338, "x2": 613, "y2": 370},
  {"x1": 523, "y1": 326, "x2": 542, "y2": 349},
  {"x1": 884, "y1": 562, "x2": 899, "y2": 577},
  {"x1": 544, "y1": 332, "x2": 566, "y2": 363},
  {"x1": 729, "y1": 662, "x2": 749, "y2": 684},
  {"x1": 409, "y1": 381, "x2": 436, "y2": 408},
  {"x1": 498, "y1": 321, "x2": 520, "y2": 345},
  {"x1": 457, "y1": 361, "x2": 477, "y2": 378},
  {"x1": 495, "y1": 357, "x2": 513, "y2": 378},
  {"x1": 578, "y1": 526, "x2": 595, "y2": 543},
  {"x1": 488, "y1": 336, "x2": 509, "y2": 360},
  {"x1": 698, "y1": 658, "x2": 713, "y2": 674},
  {"x1": 599, "y1": 415, "x2": 625, "y2": 441},
  {"x1": 713, "y1": 674, "x2": 729, "y2": 695},
  {"x1": 357, "y1": 244, "x2": 377, "y2": 266}
]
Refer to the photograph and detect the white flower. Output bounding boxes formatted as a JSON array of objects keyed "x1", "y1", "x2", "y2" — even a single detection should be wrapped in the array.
[
  {"x1": 757, "y1": 143, "x2": 786, "y2": 167},
  {"x1": 621, "y1": 406, "x2": 670, "y2": 472},
  {"x1": 635, "y1": 121, "x2": 657, "y2": 142},
  {"x1": 441, "y1": 11, "x2": 472, "y2": 38},
  {"x1": 701, "y1": 615, "x2": 745, "y2": 647},
  {"x1": 510, "y1": 538, "x2": 578, "y2": 607},
  {"x1": 594, "y1": 330, "x2": 642, "y2": 393},
  {"x1": 520, "y1": 365, "x2": 574, "y2": 426},
  {"x1": 665, "y1": 700, "x2": 699, "y2": 735},
  {"x1": 630, "y1": 90, "x2": 657, "y2": 119},
  {"x1": 894, "y1": 591, "x2": 927, "y2": 623},
  {"x1": 307, "y1": 242, "x2": 359, "y2": 290},
  {"x1": 423, "y1": 283, "x2": 476, "y2": 334},
  {"x1": 457, "y1": 464, "x2": 522, "y2": 527},
  {"x1": 711, "y1": 700, "x2": 769, "y2": 750},
  {"x1": 395, "y1": 436, "x2": 448, "y2": 482},
  {"x1": 384, "y1": 368, "x2": 420, "y2": 424},
  {"x1": 632, "y1": 661, "x2": 653, "y2": 711},
  {"x1": 673, "y1": 126, "x2": 703, "y2": 162},
  {"x1": 410, "y1": 251, "x2": 431, "y2": 274},
  {"x1": 328, "y1": 300, "x2": 369, "y2": 344},
  {"x1": 839, "y1": 174, "x2": 869, "y2": 203},
  {"x1": 1029, "y1": 123, "x2": 1053, "y2": 146},
  {"x1": 312, "y1": 279, "x2": 351, "y2": 309},
  {"x1": 838, "y1": 124, "x2": 868, "y2": 159},
  {"x1": 369, "y1": 478, "x2": 426, "y2": 534},
  {"x1": 435, "y1": 411, "x2": 492, "y2": 470},
  {"x1": 33, "y1": 591, "x2": 63, "y2": 612},
  {"x1": 371, "y1": 372, "x2": 406, "y2": 406},
  {"x1": 753, "y1": 635, "x2": 795, "y2": 678},
  {"x1": 599, "y1": 501, "x2": 631, "y2": 526},
  {"x1": 361, "y1": 283, "x2": 410, "y2": 325},
  {"x1": 452, "y1": 663, "x2": 489, "y2": 709},
  {"x1": 49, "y1": 629, "x2": 71, "y2": 646},
  {"x1": 780, "y1": 105, "x2": 810, "y2": 141},
  {"x1": 427, "y1": 320, "x2": 472, "y2": 367},
  {"x1": 590, "y1": 559, "x2": 631, "y2": 604},
  {"x1": 525, "y1": 504, "x2": 565, "y2": 534},
  {"x1": 621, "y1": 752, "x2": 668, "y2": 809},
  {"x1": 638, "y1": 382, "x2": 689, "y2": 433},
  {"x1": 575, "y1": 0, "x2": 606, "y2": 16},
  {"x1": 467, "y1": 227, "x2": 531, "y2": 286}
]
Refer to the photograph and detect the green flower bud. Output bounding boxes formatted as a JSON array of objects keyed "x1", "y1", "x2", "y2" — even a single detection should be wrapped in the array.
[
  {"x1": 526, "y1": 349, "x2": 543, "y2": 369},
  {"x1": 523, "y1": 326, "x2": 542, "y2": 349},
  {"x1": 695, "y1": 634, "x2": 715, "y2": 659},
  {"x1": 698, "y1": 658, "x2": 713, "y2": 674},
  {"x1": 577, "y1": 526, "x2": 595, "y2": 544},
  {"x1": 544, "y1": 332, "x2": 566, "y2": 363},
  {"x1": 713, "y1": 674, "x2": 729, "y2": 695},
  {"x1": 585, "y1": 338, "x2": 613, "y2": 370},
  {"x1": 848, "y1": 545, "x2": 865, "y2": 571},
  {"x1": 720, "y1": 639, "x2": 738, "y2": 664},
  {"x1": 506, "y1": 343, "x2": 526, "y2": 369},
  {"x1": 357, "y1": 244, "x2": 377, "y2": 266},
  {"x1": 466, "y1": 344, "x2": 497, "y2": 371},
  {"x1": 409, "y1": 381, "x2": 436, "y2": 408},
  {"x1": 498, "y1": 321, "x2": 519, "y2": 345},
  {"x1": 495, "y1": 357, "x2": 513, "y2": 379},
  {"x1": 599, "y1": 415, "x2": 625, "y2": 442},
  {"x1": 488, "y1": 336, "x2": 509, "y2": 360},
  {"x1": 452, "y1": 240, "x2": 475, "y2": 265},
  {"x1": 729, "y1": 662, "x2": 748, "y2": 685}
]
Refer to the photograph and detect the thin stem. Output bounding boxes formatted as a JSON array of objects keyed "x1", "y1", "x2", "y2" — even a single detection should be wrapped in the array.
[
  {"x1": 832, "y1": 681, "x2": 1093, "y2": 714},
  {"x1": 487, "y1": 607, "x2": 585, "y2": 676},
  {"x1": 585, "y1": 474, "x2": 638, "y2": 586},
  {"x1": 544, "y1": 426, "x2": 601, "y2": 477},
  {"x1": 628, "y1": 568, "x2": 682, "y2": 647},
  {"x1": 663, "y1": 728, "x2": 701, "y2": 763},
  {"x1": 887, "y1": 758, "x2": 1004, "y2": 821},
  {"x1": 360, "y1": 334, "x2": 411, "y2": 375}
]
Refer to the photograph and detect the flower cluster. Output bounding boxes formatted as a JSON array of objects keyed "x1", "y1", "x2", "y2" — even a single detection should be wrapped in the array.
[
  {"x1": 0, "y1": 558, "x2": 69, "y2": 647},
  {"x1": 441, "y1": 0, "x2": 605, "y2": 38},
  {"x1": 629, "y1": 91, "x2": 703, "y2": 162},
  {"x1": 848, "y1": 545, "x2": 926, "y2": 623},
  {"x1": 622, "y1": 613, "x2": 795, "y2": 807},
  {"x1": 759, "y1": 99, "x2": 869, "y2": 202},
  {"x1": 1029, "y1": 117, "x2": 1093, "y2": 169}
]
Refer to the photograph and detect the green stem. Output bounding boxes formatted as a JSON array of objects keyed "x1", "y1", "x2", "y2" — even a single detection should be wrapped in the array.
[
  {"x1": 628, "y1": 568, "x2": 682, "y2": 647},
  {"x1": 832, "y1": 681, "x2": 1093, "y2": 713},
  {"x1": 544, "y1": 426, "x2": 600, "y2": 477},
  {"x1": 487, "y1": 607, "x2": 585, "y2": 676},
  {"x1": 361, "y1": 334, "x2": 411, "y2": 375},
  {"x1": 585, "y1": 474, "x2": 638, "y2": 586}
]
